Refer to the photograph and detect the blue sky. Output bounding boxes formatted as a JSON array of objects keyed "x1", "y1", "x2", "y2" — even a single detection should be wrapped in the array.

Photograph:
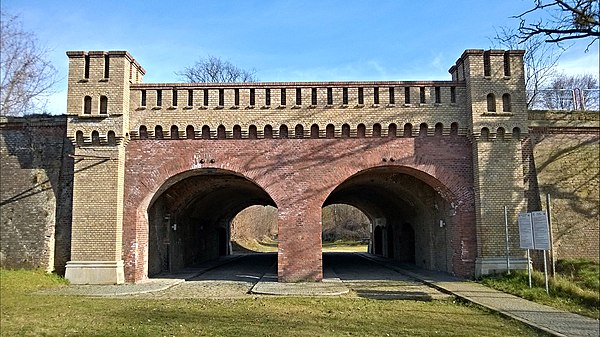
[{"x1": 3, "y1": 0, "x2": 598, "y2": 115}]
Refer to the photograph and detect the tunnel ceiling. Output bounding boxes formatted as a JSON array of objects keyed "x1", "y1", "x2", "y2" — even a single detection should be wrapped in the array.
[
  {"x1": 324, "y1": 167, "x2": 441, "y2": 220},
  {"x1": 152, "y1": 170, "x2": 276, "y2": 221}
]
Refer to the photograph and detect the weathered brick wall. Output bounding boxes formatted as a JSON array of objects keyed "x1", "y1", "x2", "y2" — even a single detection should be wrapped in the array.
[
  {"x1": 0, "y1": 116, "x2": 73, "y2": 273},
  {"x1": 526, "y1": 111, "x2": 599, "y2": 262},
  {"x1": 123, "y1": 135, "x2": 476, "y2": 282}
]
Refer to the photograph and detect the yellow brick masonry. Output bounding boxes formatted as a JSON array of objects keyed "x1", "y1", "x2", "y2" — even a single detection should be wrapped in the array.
[{"x1": 63, "y1": 49, "x2": 531, "y2": 283}]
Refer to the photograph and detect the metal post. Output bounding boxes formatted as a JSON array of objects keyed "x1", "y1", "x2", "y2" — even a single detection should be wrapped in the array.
[
  {"x1": 527, "y1": 249, "x2": 532, "y2": 288},
  {"x1": 543, "y1": 250, "x2": 549, "y2": 294},
  {"x1": 504, "y1": 206, "x2": 510, "y2": 274},
  {"x1": 546, "y1": 194, "x2": 555, "y2": 277}
]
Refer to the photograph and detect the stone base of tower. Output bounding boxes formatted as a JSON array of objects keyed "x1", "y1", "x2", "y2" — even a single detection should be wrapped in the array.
[
  {"x1": 475, "y1": 257, "x2": 530, "y2": 277},
  {"x1": 65, "y1": 260, "x2": 125, "y2": 284}
]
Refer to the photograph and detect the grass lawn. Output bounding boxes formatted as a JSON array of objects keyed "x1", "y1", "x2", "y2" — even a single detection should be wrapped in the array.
[
  {"x1": 0, "y1": 269, "x2": 547, "y2": 336},
  {"x1": 480, "y1": 259, "x2": 599, "y2": 319}
]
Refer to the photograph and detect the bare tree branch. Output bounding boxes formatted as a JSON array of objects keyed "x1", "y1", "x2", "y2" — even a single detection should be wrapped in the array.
[
  {"x1": 0, "y1": 11, "x2": 59, "y2": 116},
  {"x1": 514, "y1": 0, "x2": 599, "y2": 48},
  {"x1": 176, "y1": 55, "x2": 257, "y2": 83},
  {"x1": 491, "y1": 26, "x2": 563, "y2": 107}
]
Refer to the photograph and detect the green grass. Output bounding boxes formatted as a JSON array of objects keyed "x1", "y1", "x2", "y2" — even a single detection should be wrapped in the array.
[
  {"x1": 0, "y1": 269, "x2": 547, "y2": 336},
  {"x1": 479, "y1": 259, "x2": 599, "y2": 319},
  {"x1": 322, "y1": 240, "x2": 368, "y2": 252}
]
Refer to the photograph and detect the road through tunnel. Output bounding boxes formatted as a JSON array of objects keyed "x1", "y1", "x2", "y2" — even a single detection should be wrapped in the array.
[
  {"x1": 323, "y1": 167, "x2": 457, "y2": 274},
  {"x1": 147, "y1": 169, "x2": 276, "y2": 276}
]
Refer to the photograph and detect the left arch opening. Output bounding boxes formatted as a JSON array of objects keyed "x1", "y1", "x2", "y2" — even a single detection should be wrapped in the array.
[{"x1": 147, "y1": 169, "x2": 276, "y2": 276}]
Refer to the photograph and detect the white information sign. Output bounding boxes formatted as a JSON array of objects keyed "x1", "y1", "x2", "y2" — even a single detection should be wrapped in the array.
[
  {"x1": 518, "y1": 212, "x2": 534, "y2": 249},
  {"x1": 531, "y1": 211, "x2": 551, "y2": 250}
]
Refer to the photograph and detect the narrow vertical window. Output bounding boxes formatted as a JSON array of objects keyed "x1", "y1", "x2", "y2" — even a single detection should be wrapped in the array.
[
  {"x1": 279, "y1": 125, "x2": 288, "y2": 139},
  {"x1": 435, "y1": 87, "x2": 441, "y2": 104},
  {"x1": 512, "y1": 127, "x2": 521, "y2": 139},
  {"x1": 170, "y1": 125, "x2": 179, "y2": 139},
  {"x1": 280, "y1": 88, "x2": 286, "y2": 106},
  {"x1": 502, "y1": 93, "x2": 511, "y2": 112},
  {"x1": 504, "y1": 51, "x2": 511, "y2": 76},
  {"x1": 372, "y1": 123, "x2": 381, "y2": 137},
  {"x1": 404, "y1": 87, "x2": 411, "y2": 104},
  {"x1": 217, "y1": 125, "x2": 226, "y2": 139},
  {"x1": 389, "y1": 87, "x2": 395, "y2": 104},
  {"x1": 296, "y1": 88, "x2": 302, "y2": 105},
  {"x1": 265, "y1": 88, "x2": 271, "y2": 106},
  {"x1": 91, "y1": 131, "x2": 100, "y2": 145},
  {"x1": 403, "y1": 123, "x2": 413, "y2": 137},
  {"x1": 388, "y1": 123, "x2": 397, "y2": 137},
  {"x1": 250, "y1": 88, "x2": 255, "y2": 106},
  {"x1": 83, "y1": 96, "x2": 92, "y2": 114},
  {"x1": 202, "y1": 125, "x2": 210, "y2": 139},
  {"x1": 155, "y1": 126, "x2": 163, "y2": 139},
  {"x1": 76, "y1": 131, "x2": 84, "y2": 145},
  {"x1": 295, "y1": 124, "x2": 304, "y2": 139},
  {"x1": 435, "y1": 123, "x2": 443, "y2": 136},
  {"x1": 233, "y1": 125, "x2": 242, "y2": 139},
  {"x1": 186, "y1": 125, "x2": 195, "y2": 139},
  {"x1": 450, "y1": 87, "x2": 456, "y2": 103},
  {"x1": 234, "y1": 89, "x2": 240, "y2": 106},
  {"x1": 311, "y1": 88, "x2": 317, "y2": 105},
  {"x1": 141, "y1": 90, "x2": 147, "y2": 106},
  {"x1": 172, "y1": 89, "x2": 178, "y2": 106},
  {"x1": 357, "y1": 124, "x2": 366, "y2": 138},
  {"x1": 249, "y1": 125, "x2": 258, "y2": 139},
  {"x1": 327, "y1": 88, "x2": 333, "y2": 105},
  {"x1": 264, "y1": 125, "x2": 273, "y2": 139},
  {"x1": 342, "y1": 88, "x2": 348, "y2": 105},
  {"x1": 358, "y1": 87, "x2": 364, "y2": 105},
  {"x1": 84, "y1": 54, "x2": 90, "y2": 79},
  {"x1": 420, "y1": 87, "x2": 426, "y2": 103},
  {"x1": 99, "y1": 96, "x2": 108, "y2": 114},
  {"x1": 139, "y1": 125, "x2": 148, "y2": 139},
  {"x1": 203, "y1": 89, "x2": 209, "y2": 106},
  {"x1": 419, "y1": 123, "x2": 428, "y2": 137},
  {"x1": 218, "y1": 89, "x2": 224, "y2": 106},
  {"x1": 326, "y1": 124, "x2": 335, "y2": 138},
  {"x1": 188, "y1": 89, "x2": 193, "y2": 106},
  {"x1": 107, "y1": 131, "x2": 116, "y2": 146},
  {"x1": 310, "y1": 124, "x2": 319, "y2": 138},
  {"x1": 450, "y1": 122, "x2": 459, "y2": 136},
  {"x1": 157, "y1": 89, "x2": 162, "y2": 106},
  {"x1": 487, "y1": 93, "x2": 496, "y2": 112},
  {"x1": 104, "y1": 54, "x2": 110, "y2": 78},
  {"x1": 373, "y1": 87, "x2": 379, "y2": 105},
  {"x1": 483, "y1": 50, "x2": 491, "y2": 76},
  {"x1": 341, "y1": 124, "x2": 350, "y2": 138}
]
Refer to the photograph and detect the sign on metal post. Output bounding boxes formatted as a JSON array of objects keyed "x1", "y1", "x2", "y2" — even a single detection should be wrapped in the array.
[
  {"x1": 518, "y1": 213, "x2": 534, "y2": 249},
  {"x1": 531, "y1": 211, "x2": 551, "y2": 250}
]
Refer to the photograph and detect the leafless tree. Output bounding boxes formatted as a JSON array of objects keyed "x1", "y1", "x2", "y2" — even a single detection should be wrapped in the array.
[
  {"x1": 176, "y1": 55, "x2": 257, "y2": 83},
  {"x1": 540, "y1": 73, "x2": 599, "y2": 110},
  {"x1": 492, "y1": 26, "x2": 563, "y2": 108},
  {"x1": 514, "y1": 0, "x2": 599, "y2": 48},
  {"x1": 1, "y1": 11, "x2": 58, "y2": 116}
]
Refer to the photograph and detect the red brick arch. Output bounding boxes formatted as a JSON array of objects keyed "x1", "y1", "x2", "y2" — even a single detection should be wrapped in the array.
[{"x1": 122, "y1": 134, "x2": 475, "y2": 282}]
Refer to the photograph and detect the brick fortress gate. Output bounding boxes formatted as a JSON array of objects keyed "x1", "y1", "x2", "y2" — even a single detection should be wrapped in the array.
[{"x1": 64, "y1": 50, "x2": 530, "y2": 284}]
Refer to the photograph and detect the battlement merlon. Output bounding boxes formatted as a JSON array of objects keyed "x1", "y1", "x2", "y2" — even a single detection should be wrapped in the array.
[
  {"x1": 448, "y1": 49, "x2": 525, "y2": 81},
  {"x1": 66, "y1": 51, "x2": 146, "y2": 76}
]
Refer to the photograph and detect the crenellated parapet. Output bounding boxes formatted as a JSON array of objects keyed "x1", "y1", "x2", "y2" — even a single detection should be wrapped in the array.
[{"x1": 66, "y1": 51, "x2": 145, "y2": 147}]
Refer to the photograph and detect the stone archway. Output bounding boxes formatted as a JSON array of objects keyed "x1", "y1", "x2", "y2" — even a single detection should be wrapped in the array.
[
  {"x1": 322, "y1": 166, "x2": 472, "y2": 275},
  {"x1": 145, "y1": 168, "x2": 276, "y2": 276}
]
